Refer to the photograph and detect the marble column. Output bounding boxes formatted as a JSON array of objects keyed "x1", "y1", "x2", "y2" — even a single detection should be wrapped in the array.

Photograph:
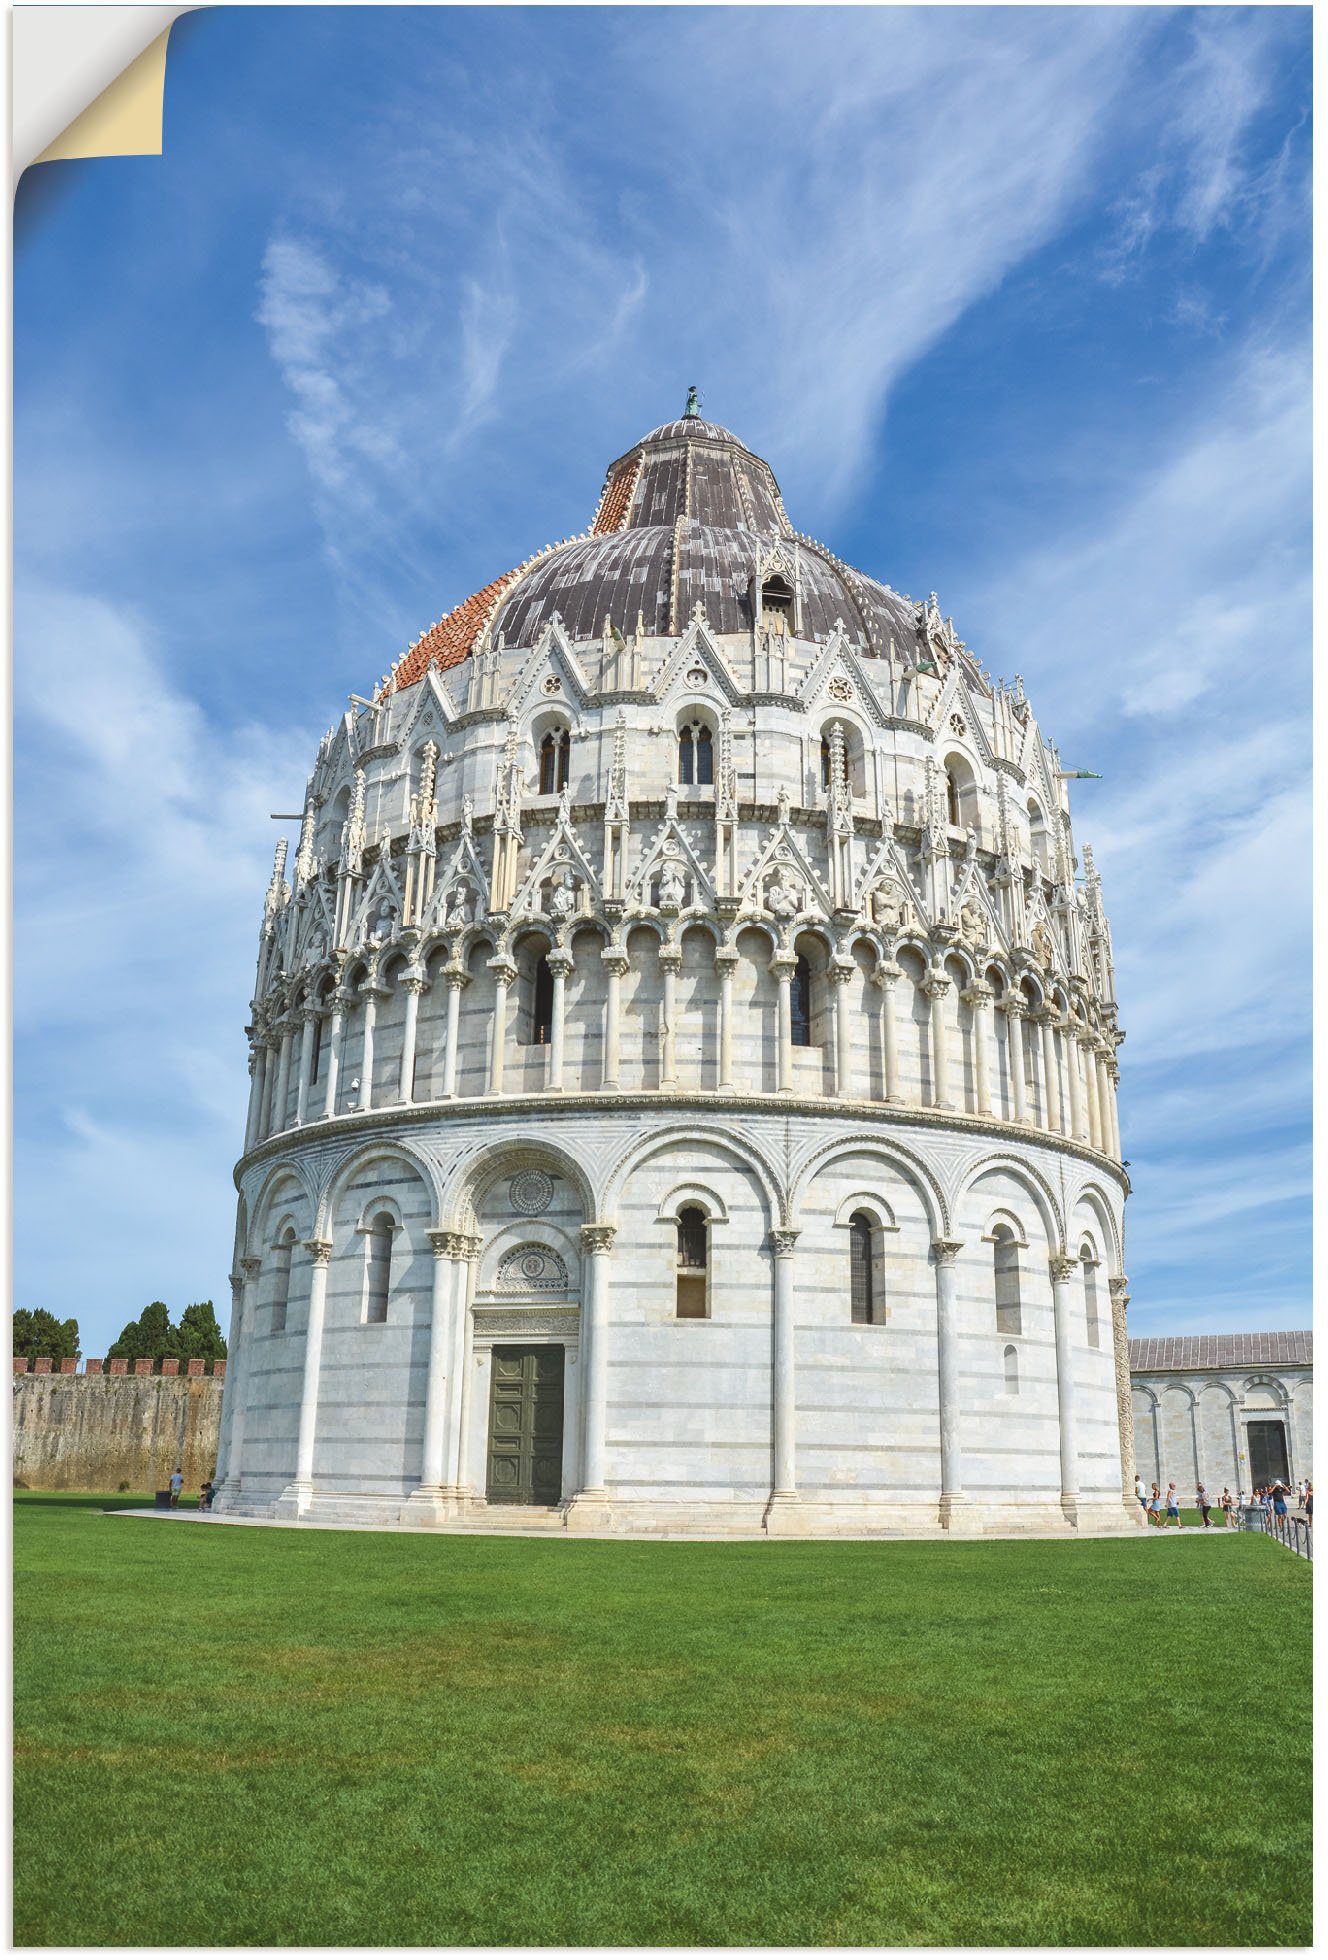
[
  {"x1": 1106, "y1": 1063, "x2": 1122, "y2": 1161},
  {"x1": 272, "y1": 1021, "x2": 295, "y2": 1135},
  {"x1": 1004, "y1": 1002, "x2": 1028, "y2": 1125},
  {"x1": 877, "y1": 961, "x2": 902, "y2": 1103},
  {"x1": 243, "y1": 1043, "x2": 268, "y2": 1153},
  {"x1": 294, "y1": 1009, "x2": 318, "y2": 1126},
  {"x1": 260, "y1": 1037, "x2": 281, "y2": 1139},
  {"x1": 546, "y1": 950, "x2": 572, "y2": 1092},
  {"x1": 406, "y1": 1231, "x2": 467, "y2": 1508},
  {"x1": 601, "y1": 947, "x2": 627, "y2": 1090},
  {"x1": 767, "y1": 1228, "x2": 801, "y2": 1519},
  {"x1": 658, "y1": 947, "x2": 680, "y2": 1089},
  {"x1": 397, "y1": 973, "x2": 427, "y2": 1104},
  {"x1": 358, "y1": 985, "x2": 386, "y2": 1111},
  {"x1": 451, "y1": 1235, "x2": 481, "y2": 1493},
  {"x1": 1095, "y1": 1049, "x2": 1115, "y2": 1157},
  {"x1": 1049, "y1": 1253, "x2": 1081, "y2": 1517},
  {"x1": 218, "y1": 1256, "x2": 261, "y2": 1495},
  {"x1": 487, "y1": 959, "x2": 516, "y2": 1094},
  {"x1": 924, "y1": 972, "x2": 953, "y2": 1110},
  {"x1": 771, "y1": 955, "x2": 795, "y2": 1095},
  {"x1": 1036, "y1": 1011, "x2": 1061, "y2": 1135},
  {"x1": 830, "y1": 962, "x2": 854, "y2": 1098},
  {"x1": 1109, "y1": 1275, "x2": 1133, "y2": 1502},
  {"x1": 933, "y1": 1239, "x2": 965, "y2": 1521},
  {"x1": 963, "y1": 982, "x2": 994, "y2": 1116},
  {"x1": 576, "y1": 1224, "x2": 617, "y2": 1498},
  {"x1": 1064, "y1": 1015, "x2": 1086, "y2": 1140},
  {"x1": 320, "y1": 994, "x2": 346, "y2": 1120},
  {"x1": 715, "y1": 950, "x2": 737, "y2": 1091},
  {"x1": 441, "y1": 966, "x2": 467, "y2": 1097},
  {"x1": 1081, "y1": 1037, "x2": 1102, "y2": 1150},
  {"x1": 276, "y1": 1238, "x2": 333, "y2": 1516}
]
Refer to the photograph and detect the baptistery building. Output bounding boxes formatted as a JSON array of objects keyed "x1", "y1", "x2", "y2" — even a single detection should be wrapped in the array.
[{"x1": 215, "y1": 398, "x2": 1137, "y2": 1536}]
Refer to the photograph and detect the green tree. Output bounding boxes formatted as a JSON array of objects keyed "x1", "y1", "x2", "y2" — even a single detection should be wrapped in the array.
[
  {"x1": 108, "y1": 1301, "x2": 178, "y2": 1366},
  {"x1": 12, "y1": 1310, "x2": 80, "y2": 1362},
  {"x1": 177, "y1": 1301, "x2": 227, "y2": 1361}
]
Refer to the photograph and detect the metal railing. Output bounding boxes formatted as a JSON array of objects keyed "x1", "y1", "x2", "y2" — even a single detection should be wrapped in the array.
[{"x1": 1255, "y1": 1509, "x2": 1313, "y2": 1561}]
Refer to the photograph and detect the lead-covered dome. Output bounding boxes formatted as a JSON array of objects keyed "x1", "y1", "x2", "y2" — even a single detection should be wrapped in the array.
[{"x1": 391, "y1": 403, "x2": 934, "y2": 690}]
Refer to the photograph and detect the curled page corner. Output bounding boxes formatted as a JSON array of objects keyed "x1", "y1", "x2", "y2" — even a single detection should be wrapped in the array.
[{"x1": 13, "y1": 5, "x2": 195, "y2": 179}]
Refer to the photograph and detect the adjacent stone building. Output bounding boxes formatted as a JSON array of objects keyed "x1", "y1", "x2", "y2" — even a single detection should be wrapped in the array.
[
  {"x1": 214, "y1": 399, "x2": 1137, "y2": 1536},
  {"x1": 1131, "y1": 1332, "x2": 1312, "y2": 1497}
]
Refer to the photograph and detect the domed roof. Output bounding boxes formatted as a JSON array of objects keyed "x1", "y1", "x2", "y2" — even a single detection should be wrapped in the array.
[{"x1": 389, "y1": 402, "x2": 939, "y2": 691}]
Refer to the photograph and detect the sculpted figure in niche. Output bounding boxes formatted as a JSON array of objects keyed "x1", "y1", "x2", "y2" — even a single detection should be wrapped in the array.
[
  {"x1": 305, "y1": 928, "x2": 326, "y2": 967},
  {"x1": 870, "y1": 879, "x2": 911, "y2": 933},
  {"x1": 959, "y1": 896, "x2": 987, "y2": 947},
  {"x1": 1032, "y1": 921, "x2": 1055, "y2": 970},
  {"x1": 548, "y1": 866, "x2": 579, "y2": 919},
  {"x1": 369, "y1": 898, "x2": 396, "y2": 946},
  {"x1": 657, "y1": 858, "x2": 687, "y2": 909},
  {"x1": 765, "y1": 867, "x2": 803, "y2": 920},
  {"x1": 444, "y1": 879, "x2": 474, "y2": 929}
]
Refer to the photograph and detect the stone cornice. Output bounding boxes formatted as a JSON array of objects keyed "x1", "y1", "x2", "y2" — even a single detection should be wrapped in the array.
[{"x1": 235, "y1": 1088, "x2": 1130, "y2": 1192}]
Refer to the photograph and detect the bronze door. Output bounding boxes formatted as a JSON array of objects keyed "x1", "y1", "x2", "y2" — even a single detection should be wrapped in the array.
[{"x1": 486, "y1": 1346, "x2": 565, "y2": 1505}]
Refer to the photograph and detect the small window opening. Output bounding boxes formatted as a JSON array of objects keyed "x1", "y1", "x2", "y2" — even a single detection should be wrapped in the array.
[
  {"x1": 946, "y1": 772, "x2": 962, "y2": 827},
  {"x1": 761, "y1": 576, "x2": 793, "y2": 635},
  {"x1": 1081, "y1": 1244, "x2": 1100, "y2": 1348},
  {"x1": 1004, "y1": 1344, "x2": 1019, "y2": 1393},
  {"x1": 532, "y1": 955, "x2": 554, "y2": 1046},
  {"x1": 850, "y1": 1212, "x2": 877, "y2": 1325},
  {"x1": 539, "y1": 729, "x2": 570, "y2": 795},
  {"x1": 272, "y1": 1228, "x2": 296, "y2": 1334},
  {"x1": 993, "y1": 1225, "x2": 1022, "y2": 1337},
  {"x1": 309, "y1": 1013, "x2": 322, "y2": 1084},
  {"x1": 365, "y1": 1212, "x2": 394, "y2": 1324},
  {"x1": 820, "y1": 737, "x2": 832, "y2": 789},
  {"x1": 676, "y1": 1206, "x2": 709, "y2": 1319},
  {"x1": 678, "y1": 720, "x2": 714, "y2": 787},
  {"x1": 790, "y1": 954, "x2": 813, "y2": 1047}
]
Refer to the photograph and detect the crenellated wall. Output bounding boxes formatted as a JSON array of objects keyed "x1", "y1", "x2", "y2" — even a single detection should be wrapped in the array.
[{"x1": 13, "y1": 1372, "x2": 223, "y2": 1491}]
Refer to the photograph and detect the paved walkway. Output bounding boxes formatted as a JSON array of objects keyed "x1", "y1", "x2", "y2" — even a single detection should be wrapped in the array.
[{"x1": 108, "y1": 1507, "x2": 1248, "y2": 1546}]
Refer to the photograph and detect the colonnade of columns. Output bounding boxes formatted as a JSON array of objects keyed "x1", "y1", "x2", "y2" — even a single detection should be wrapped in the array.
[
  {"x1": 228, "y1": 1225, "x2": 1110, "y2": 1523},
  {"x1": 245, "y1": 951, "x2": 1121, "y2": 1161}
]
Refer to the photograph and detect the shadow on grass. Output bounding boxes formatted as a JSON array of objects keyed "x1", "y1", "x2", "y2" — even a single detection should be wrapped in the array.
[{"x1": 13, "y1": 1491, "x2": 200, "y2": 1514}]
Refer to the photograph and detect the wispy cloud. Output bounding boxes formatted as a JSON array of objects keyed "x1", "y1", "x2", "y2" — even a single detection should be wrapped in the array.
[{"x1": 14, "y1": 584, "x2": 315, "y2": 1326}]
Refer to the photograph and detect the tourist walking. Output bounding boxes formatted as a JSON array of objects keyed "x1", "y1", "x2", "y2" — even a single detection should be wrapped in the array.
[
  {"x1": 1135, "y1": 1475, "x2": 1148, "y2": 1516},
  {"x1": 1148, "y1": 1483, "x2": 1162, "y2": 1526},
  {"x1": 1221, "y1": 1487, "x2": 1235, "y2": 1527},
  {"x1": 1273, "y1": 1484, "x2": 1289, "y2": 1521},
  {"x1": 1305, "y1": 1482, "x2": 1313, "y2": 1521},
  {"x1": 1196, "y1": 1482, "x2": 1212, "y2": 1528},
  {"x1": 168, "y1": 1466, "x2": 184, "y2": 1509},
  {"x1": 1165, "y1": 1482, "x2": 1181, "y2": 1527}
]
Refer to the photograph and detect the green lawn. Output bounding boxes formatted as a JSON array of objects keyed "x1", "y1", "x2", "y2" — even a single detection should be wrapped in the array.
[{"x1": 13, "y1": 1494, "x2": 1310, "y2": 1947}]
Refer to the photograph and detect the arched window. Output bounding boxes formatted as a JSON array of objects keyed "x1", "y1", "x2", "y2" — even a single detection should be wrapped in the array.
[
  {"x1": 531, "y1": 955, "x2": 554, "y2": 1045},
  {"x1": 761, "y1": 575, "x2": 793, "y2": 634},
  {"x1": 365, "y1": 1212, "x2": 394, "y2": 1324},
  {"x1": 1004, "y1": 1344, "x2": 1019, "y2": 1394},
  {"x1": 849, "y1": 1211, "x2": 876, "y2": 1325},
  {"x1": 271, "y1": 1227, "x2": 296, "y2": 1334},
  {"x1": 946, "y1": 771, "x2": 962, "y2": 827},
  {"x1": 992, "y1": 1224, "x2": 1021, "y2": 1336},
  {"x1": 1081, "y1": 1243, "x2": 1100, "y2": 1348},
  {"x1": 539, "y1": 729, "x2": 570, "y2": 795},
  {"x1": 790, "y1": 954, "x2": 813, "y2": 1047},
  {"x1": 676, "y1": 1206, "x2": 708, "y2": 1319},
  {"x1": 309, "y1": 1010, "x2": 323, "y2": 1085},
  {"x1": 677, "y1": 719, "x2": 714, "y2": 787}
]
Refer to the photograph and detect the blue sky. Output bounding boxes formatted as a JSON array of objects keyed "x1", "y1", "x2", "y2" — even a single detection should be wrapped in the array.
[{"x1": 14, "y1": 5, "x2": 1311, "y2": 1355}]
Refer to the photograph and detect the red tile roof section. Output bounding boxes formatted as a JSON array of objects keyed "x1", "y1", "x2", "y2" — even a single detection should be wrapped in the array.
[
  {"x1": 590, "y1": 457, "x2": 640, "y2": 535},
  {"x1": 391, "y1": 569, "x2": 523, "y2": 691}
]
